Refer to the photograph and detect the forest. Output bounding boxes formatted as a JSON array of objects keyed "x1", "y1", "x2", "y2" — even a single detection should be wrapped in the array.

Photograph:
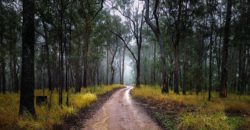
[{"x1": 0, "y1": 0, "x2": 249, "y2": 130}]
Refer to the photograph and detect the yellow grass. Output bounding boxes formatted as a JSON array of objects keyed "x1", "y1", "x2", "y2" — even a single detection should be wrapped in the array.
[
  {"x1": 178, "y1": 112, "x2": 230, "y2": 130},
  {"x1": 0, "y1": 84, "x2": 123, "y2": 130},
  {"x1": 132, "y1": 85, "x2": 250, "y2": 111},
  {"x1": 132, "y1": 85, "x2": 250, "y2": 130}
]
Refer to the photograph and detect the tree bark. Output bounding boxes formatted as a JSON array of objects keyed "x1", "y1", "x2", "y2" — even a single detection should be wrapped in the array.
[
  {"x1": 152, "y1": 41, "x2": 156, "y2": 84},
  {"x1": 83, "y1": 20, "x2": 92, "y2": 88},
  {"x1": 110, "y1": 45, "x2": 118, "y2": 84},
  {"x1": 0, "y1": 19, "x2": 6, "y2": 93},
  {"x1": 106, "y1": 48, "x2": 109, "y2": 85},
  {"x1": 208, "y1": 25, "x2": 213, "y2": 101},
  {"x1": 173, "y1": 0, "x2": 183, "y2": 94},
  {"x1": 144, "y1": 0, "x2": 169, "y2": 93},
  {"x1": 182, "y1": 61, "x2": 187, "y2": 95},
  {"x1": 58, "y1": 0, "x2": 64, "y2": 105},
  {"x1": 19, "y1": 0, "x2": 36, "y2": 116},
  {"x1": 119, "y1": 47, "x2": 125, "y2": 84},
  {"x1": 122, "y1": 47, "x2": 125, "y2": 84},
  {"x1": 0, "y1": 56, "x2": 6, "y2": 93},
  {"x1": 42, "y1": 21, "x2": 52, "y2": 91},
  {"x1": 136, "y1": 44, "x2": 141, "y2": 86},
  {"x1": 219, "y1": 0, "x2": 232, "y2": 98}
]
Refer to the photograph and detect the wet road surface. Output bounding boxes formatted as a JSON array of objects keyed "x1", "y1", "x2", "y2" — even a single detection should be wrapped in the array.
[{"x1": 82, "y1": 86, "x2": 162, "y2": 130}]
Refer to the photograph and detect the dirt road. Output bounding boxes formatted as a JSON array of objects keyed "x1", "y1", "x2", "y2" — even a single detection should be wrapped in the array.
[{"x1": 82, "y1": 86, "x2": 162, "y2": 130}]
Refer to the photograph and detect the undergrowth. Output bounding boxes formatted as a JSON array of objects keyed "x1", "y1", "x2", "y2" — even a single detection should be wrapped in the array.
[
  {"x1": 132, "y1": 85, "x2": 250, "y2": 130},
  {"x1": 0, "y1": 84, "x2": 123, "y2": 130},
  {"x1": 152, "y1": 112, "x2": 176, "y2": 130}
]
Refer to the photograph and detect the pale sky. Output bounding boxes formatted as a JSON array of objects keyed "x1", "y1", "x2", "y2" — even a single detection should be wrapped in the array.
[{"x1": 104, "y1": 0, "x2": 144, "y2": 22}]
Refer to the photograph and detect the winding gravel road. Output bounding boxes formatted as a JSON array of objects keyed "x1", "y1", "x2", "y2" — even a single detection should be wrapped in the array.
[{"x1": 82, "y1": 86, "x2": 162, "y2": 130}]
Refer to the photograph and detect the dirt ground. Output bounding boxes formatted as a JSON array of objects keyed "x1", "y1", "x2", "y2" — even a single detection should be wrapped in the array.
[{"x1": 82, "y1": 86, "x2": 162, "y2": 130}]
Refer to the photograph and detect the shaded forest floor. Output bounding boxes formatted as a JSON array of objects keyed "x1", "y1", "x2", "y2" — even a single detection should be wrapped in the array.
[
  {"x1": 132, "y1": 85, "x2": 250, "y2": 130},
  {"x1": 0, "y1": 84, "x2": 123, "y2": 130}
]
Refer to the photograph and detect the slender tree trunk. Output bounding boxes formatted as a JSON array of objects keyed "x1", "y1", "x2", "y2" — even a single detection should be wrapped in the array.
[
  {"x1": 106, "y1": 48, "x2": 109, "y2": 85},
  {"x1": 110, "y1": 56, "x2": 115, "y2": 84},
  {"x1": 152, "y1": 41, "x2": 156, "y2": 84},
  {"x1": 0, "y1": 26, "x2": 6, "y2": 93},
  {"x1": 219, "y1": 0, "x2": 232, "y2": 97},
  {"x1": 183, "y1": 60, "x2": 187, "y2": 95},
  {"x1": 64, "y1": 25, "x2": 69, "y2": 106},
  {"x1": 110, "y1": 46, "x2": 118, "y2": 84},
  {"x1": 110, "y1": 65, "x2": 115, "y2": 84},
  {"x1": 0, "y1": 1, "x2": 3, "y2": 93},
  {"x1": 42, "y1": 21, "x2": 52, "y2": 91},
  {"x1": 159, "y1": 37, "x2": 169, "y2": 93},
  {"x1": 121, "y1": 47, "x2": 125, "y2": 84},
  {"x1": 136, "y1": 45, "x2": 141, "y2": 86},
  {"x1": 173, "y1": 0, "x2": 182, "y2": 94},
  {"x1": 173, "y1": 44, "x2": 179, "y2": 94},
  {"x1": 19, "y1": 0, "x2": 36, "y2": 116},
  {"x1": 83, "y1": 22, "x2": 91, "y2": 88},
  {"x1": 208, "y1": 28, "x2": 213, "y2": 101},
  {"x1": 208, "y1": 10, "x2": 214, "y2": 101},
  {"x1": 119, "y1": 48, "x2": 122, "y2": 84},
  {"x1": 144, "y1": 0, "x2": 168, "y2": 93},
  {"x1": 13, "y1": 59, "x2": 19, "y2": 92},
  {"x1": 0, "y1": 55, "x2": 6, "y2": 93},
  {"x1": 75, "y1": 37, "x2": 82, "y2": 93},
  {"x1": 241, "y1": 43, "x2": 247, "y2": 94},
  {"x1": 238, "y1": 43, "x2": 243, "y2": 93},
  {"x1": 58, "y1": 0, "x2": 64, "y2": 105}
]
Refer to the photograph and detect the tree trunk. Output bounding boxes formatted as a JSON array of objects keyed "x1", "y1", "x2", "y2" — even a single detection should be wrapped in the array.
[
  {"x1": 110, "y1": 45, "x2": 118, "y2": 84},
  {"x1": 238, "y1": 42, "x2": 243, "y2": 93},
  {"x1": 219, "y1": 0, "x2": 232, "y2": 98},
  {"x1": 183, "y1": 61, "x2": 187, "y2": 95},
  {"x1": 58, "y1": 0, "x2": 64, "y2": 105},
  {"x1": 0, "y1": 57, "x2": 6, "y2": 93},
  {"x1": 173, "y1": 44, "x2": 179, "y2": 94},
  {"x1": 159, "y1": 37, "x2": 169, "y2": 93},
  {"x1": 13, "y1": 59, "x2": 19, "y2": 92},
  {"x1": 110, "y1": 65, "x2": 115, "y2": 84},
  {"x1": 208, "y1": 10, "x2": 214, "y2": 101},
  {"x1": 64, "y1": 23, "x2": 69, "y2": 106},
  {"x1": 152, "y1": 41, "x2": 156, "y2": 84},
  {"x1": 83, "y1": 22, "x2": 91, "y2": 88},
  {"x1": 110, "y1": 57, "x2": 115, "y2": 84},
  {"x1": 19, "y1": 0, "x2": 36, "y2": 116},
  {"x1": 0, "y1": 24, "x2": 6, "y2": 93},
  {"x1": 121, "y1": 47, "x2": 125, "y2": 84},
  {"x1": 208, "y1": 28, "x2": 213, "y2": 101},
  {"x1": 106, "y1": 48, "x2": 109, "y2": 85},
  {"x1": 42, "y1": 21, "x2": 52, "y2": 91},
  {"x1": 136, "y1": 45, "x2": 141, "y2": 87},
  {"x1": 144, "y1": 0, "x2": 168, "y2": 93},
  {"x1": 173, "y1": 0, "x2": 182, "y2": 94}
]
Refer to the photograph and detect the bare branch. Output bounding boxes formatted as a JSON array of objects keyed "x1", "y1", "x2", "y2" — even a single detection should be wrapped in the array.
[{"x1": 109, "y1": 30, "x2": 138, "y2": 61}]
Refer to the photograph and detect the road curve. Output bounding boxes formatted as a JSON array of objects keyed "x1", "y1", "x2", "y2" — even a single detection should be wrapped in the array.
[{"x1": 82, "y1": 86, "x2": 162, "y2": 130}]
